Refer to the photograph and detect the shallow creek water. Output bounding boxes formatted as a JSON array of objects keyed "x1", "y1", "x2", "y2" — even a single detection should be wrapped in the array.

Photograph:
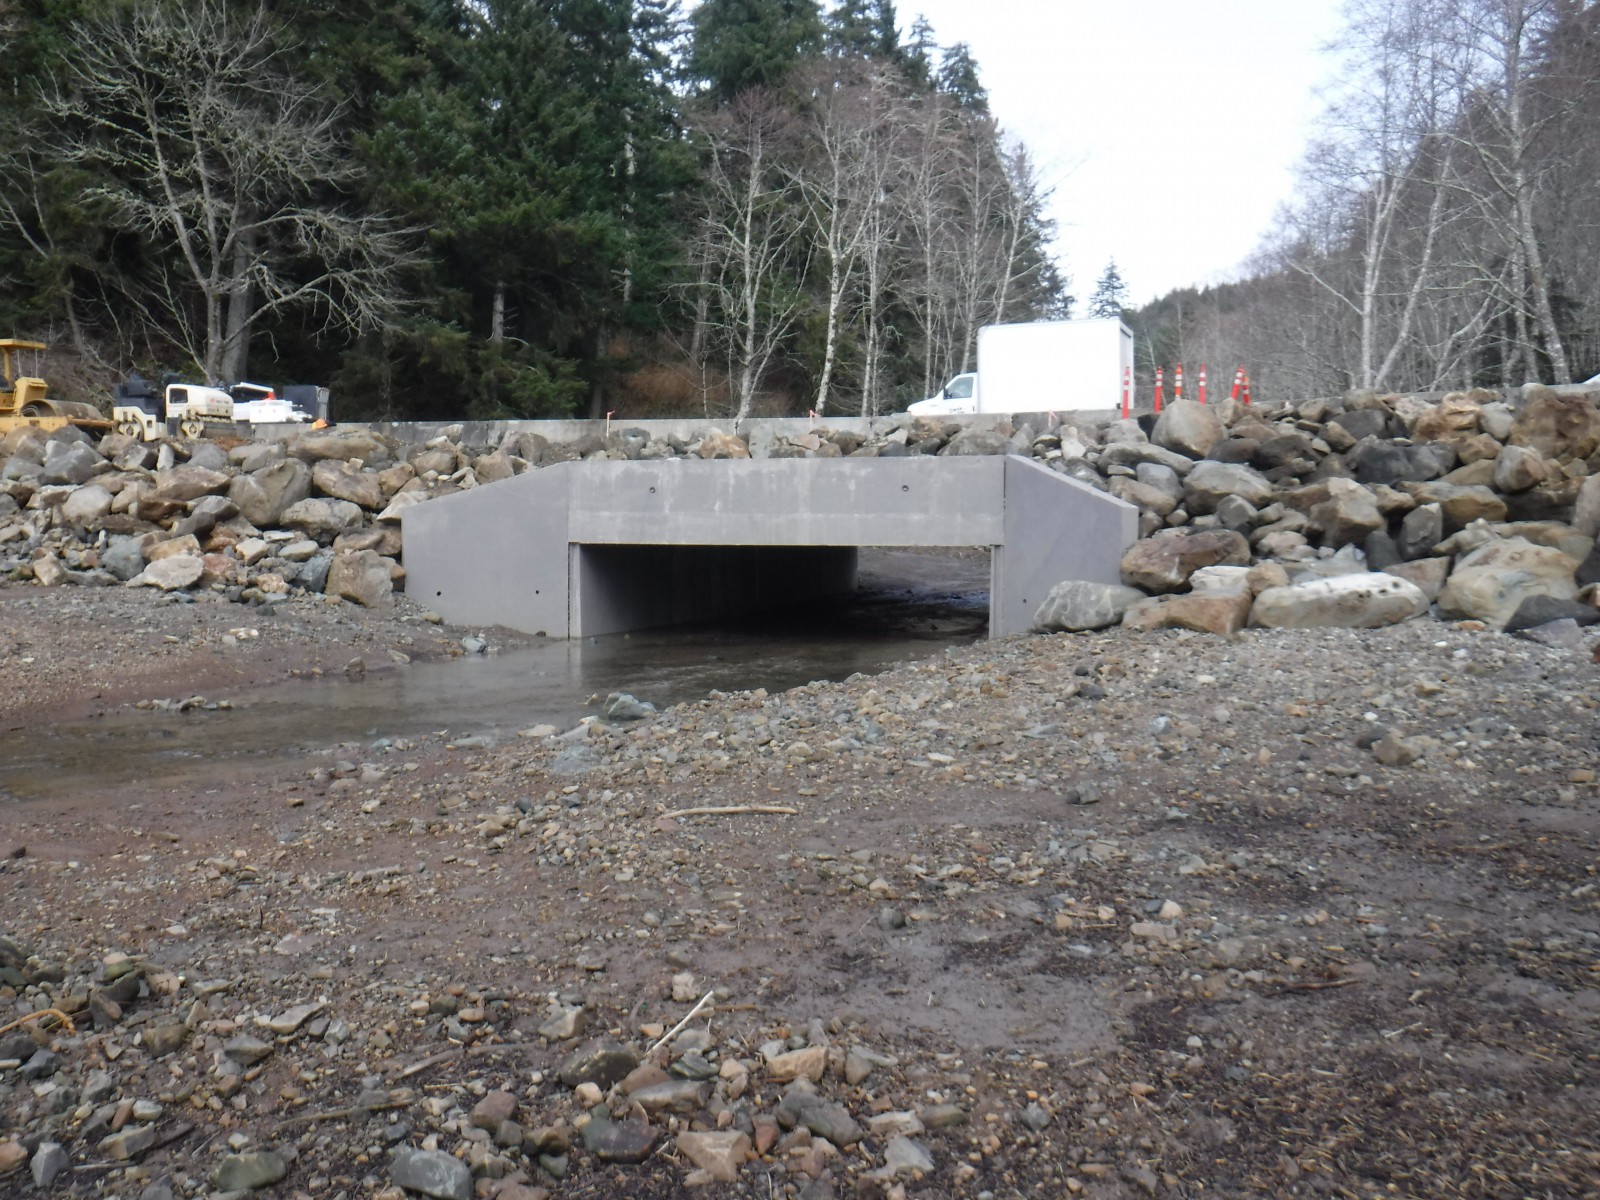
[{"x1": 0, "y1": 550, "x2": 989, "y2": 804}]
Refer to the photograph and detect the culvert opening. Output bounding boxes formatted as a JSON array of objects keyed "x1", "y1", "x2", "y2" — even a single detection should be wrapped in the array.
[{"x1": 571, "y1": 543, "x2": 990, "y2": 642}]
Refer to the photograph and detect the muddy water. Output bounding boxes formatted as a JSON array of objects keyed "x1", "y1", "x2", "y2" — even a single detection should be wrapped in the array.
[{"x1": 0, "y1": 550, "x2": 988, "y2": 804}]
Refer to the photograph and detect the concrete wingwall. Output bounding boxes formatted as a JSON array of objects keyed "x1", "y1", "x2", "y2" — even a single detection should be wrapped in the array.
[
  {"x1": 994, "y1": 456, "x2": 1140, "y2": 638},
  {"x1": 401, "y1": 456, "x2": 1136, "y2": 639}
]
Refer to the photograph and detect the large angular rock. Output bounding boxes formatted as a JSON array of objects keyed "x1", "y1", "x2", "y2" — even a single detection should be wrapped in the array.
[
  {"x1": 230, "y1": 441, "x2": 284, "y2": 472},
  {"x1": 1252, "y1": 431, "x2": 1318, "y2": 470},
  {"x1": 311, "y1": 459, "x2": 384, "y2": 510},
  {"x1": 133, "y1": 555, "x2": 205, "y2": 591},
  {"x1": 1397, "y1": 503, "x2": 1443, "y2": 560},
  {"x1": 2, "y1": 426, "x2": 48, "y2": 462},
  {"x1": 228, "y1": 459, "x2": 312, "y2": 528},
  {"x1": 150, "y1": 464, "x2": 232, "y2": 504},
  {"x1": 1126, "y1": 592, "x2": 1248, "y2": 640},
  {"x1": 1151, "y1": 398, "x2": 1224, "y2": 459},
  {"x1": 559, "y1": 1037, "x2": 640, "y2": 1089},
  {"x1": 1509, "y1": 385, "x2": 1600, "y2": 461},
  {"x1": 1349, "y1": 439, "x2": 1455, "y2": 485},
  {"x1": 1033, "y1": 580, "x2": 1147, "y2": 632},
  {"x1": 30, "y1": 1142, "x2": 68, "y2": 1188},
  {"x1": 61, "y1": 484, "x2": 114, "y2": 525},
  {"x1": 676, "y1": 1131, "x2": 750, "y2": 1183},
  {"x1": 1122, "y1": 569, "x2": 1253, "y2": 636},
  {"x1": 1098, "y1": 441, "x2": 1195, "y2": 477},
  {"x1": 102, "y1": 537, "x2": 147, "y2": 581},
  {"x1": 410, "y1": 445, "x2": 460, "y2": 476},
  {"x1": 1492, "y1": 444, "x2": 1552, "y2": 493},
  {"x1": 171, "y1": 494, "x2": 239, "y2": 539},
  {"x1": 289, "y1": 430, "x2": 394, "y2": 466},
  {"x1": 211, "y1": 1152, "x2": 288, "y2": 1191},
  {"x1": 472, "y1": 450, "x2": 516, "y2": 484},
  {"x1": 696, "y1": 431, "x2": 750, "y2": 459},
  {"x1": 390, "y1": 1148, "x2": 472, "y2": 1200},
  {"x1": 1120, "y1": 529, "x2": 1250, "y2": 593},
  {"x1": 629, "y1": 1080, "x2": 708, "y2": 1114},
  {"x1": 1311, "y1": 478, "x2": 1383, "y2": 548},
  {"x1": 41, "y1": 440, "x2": 103, "y2": 485},
  {"x1": 1229, "y1": 496, "x2": 1275, "y2": 536},
  {"x1": 1382, "y1": 557, "x2": 1451, "y2": 601},
  {"x1": 1182, "y1": 460, "x2": 1275, "y2": 514},
  {"x1": 281, "y1": 496, "x2": 363, "y2": 537},
  {"x1": 1456, "y1": 432, "x2": 1503, "y2": 463},
  {"x1": 1409, "y1": 391, "x2": 1486, "y2": 443},
  {"x1": 1329, "y1": 408, "x2": 1392, "y2": 442},
  {"x1": 1251, "y1": 572, "x2": 1429, "y2": 629},
  {"x1": 1438, "y1": 537, "x2": 1580, "y2": 630},
  {"x1": 1493, "y1": 520, "x2": 1593, "y2": 563},
  {"x1": 325, "y1": 549, "x2": 394, "y2": 608},
  {"x1": 1109, "y1": 476, "x2": 1178, "y2": 515},
  {"x1": 1503, "y1": 476, "x2": 1583, "y2": 523},
  {"x1": 940, "y1": 428, "x2": 1011, "y2": 456},
  {"x1": 1504, "y1": 594, "x2": 1600, "y2": 632},
  {"x1": 1404, "y1": 482, "x2": 1506, "y2": 532},
  {"x1": 376, "y1": 489, "x2": 428, "y2": 524},
  {"x1": 1575, "y1": 475, "x2": 1600, "y2": 538}
]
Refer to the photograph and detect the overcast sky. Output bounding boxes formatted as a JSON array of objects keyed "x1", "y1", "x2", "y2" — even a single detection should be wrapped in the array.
[{"x1": 902, "y1": 0, "x2": 1349, "y2": 305}]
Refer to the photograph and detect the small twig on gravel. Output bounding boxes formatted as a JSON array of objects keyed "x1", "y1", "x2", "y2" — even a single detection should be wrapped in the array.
[
  {"x1": 649, "y1": 989, "x2": 716, "y2": 1056},
  {"x1": 0, "y1": 1008, "x2": 75, "y2": 1037},
  {"x1": 1266, "y1": 978, "x2": 1363, "y2": 996},
  {"x1": 272, "y1": 1099, "x2": 413, "y2": 1133},
  {"x1": 391, "y1": 1048, "x2": 462, "y2": 1080},
  {"x1": 661, "y1": 804, "x2": 798, "y2": 819}
]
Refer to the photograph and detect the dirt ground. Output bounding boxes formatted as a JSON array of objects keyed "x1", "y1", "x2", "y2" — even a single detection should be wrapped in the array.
[{"x1": 2, "y1": 580, "x2": 1599, "y2": 1200}]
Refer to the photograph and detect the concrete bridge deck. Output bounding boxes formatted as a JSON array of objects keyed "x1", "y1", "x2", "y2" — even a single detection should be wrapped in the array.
[{"x1": 401, "y1": 456, "x2": 1136, "y2": 639}]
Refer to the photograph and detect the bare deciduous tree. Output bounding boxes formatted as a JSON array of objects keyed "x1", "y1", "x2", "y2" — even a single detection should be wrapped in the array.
[
  {"x1": 43, "y1": 0, "x2": 413, "y2": 381},
  {"x1": 787, "y1": 62, "x2": 904, "y2": 416},
  {"x1": 687, "y1": 90, "x2": 812, "y2": 421}
]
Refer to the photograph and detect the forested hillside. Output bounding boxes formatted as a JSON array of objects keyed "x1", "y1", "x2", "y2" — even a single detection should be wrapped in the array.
[
  {"x1": 0, "y1": 0, "x2": 1065, "y2": 420},
  {"x1": 1131, "y1": 0, "x2": 1600, "y2": 403}
]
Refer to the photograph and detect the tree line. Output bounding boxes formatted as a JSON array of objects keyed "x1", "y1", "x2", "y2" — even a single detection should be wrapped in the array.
[
  {"x1": 1131, "y1": 0, "x2": 1600, "y2": 402},
  {"x1": 0, "y1": 0, "x2": 1066, "y2": 420}
]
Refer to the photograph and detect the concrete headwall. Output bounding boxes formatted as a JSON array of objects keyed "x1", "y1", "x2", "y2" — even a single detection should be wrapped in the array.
[{"x1": 401, "y1": 456, "x2": 1137, "y2": 640}]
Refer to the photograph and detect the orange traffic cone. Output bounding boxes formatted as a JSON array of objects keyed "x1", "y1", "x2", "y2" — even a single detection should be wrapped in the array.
[
  {"x1": 1121, "y1": 365, "x2": 1131, "y2": 419},
  {"x1": 1198, "y1": 362, "x2": 1208, "y2": 404},
  {"x1": 1228, "y1": 367, "x2": 1245, "y2": 403},
  {"x1": 1174, "y1": 362, "x2": 1185, "y2": 402},
  {"x1": 1241, "y1": 371, "x2": 1253, "y2": 406},
  {"x1": 1153, "y1": 367, "x2": 1165, "y2": 413}
]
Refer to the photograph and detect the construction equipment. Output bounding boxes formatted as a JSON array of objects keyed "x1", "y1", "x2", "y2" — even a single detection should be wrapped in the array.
[
  {"x1": 111, "y1": 375, "x2": 321, "y2": 440},
  {"x1": 0, "y1": 339, "x2": 110, "y2": 433},
  {"x1": 112, "y1": 374, "x2": 238, "y2": 440},
  {"x1": 226, "y1": 381, "x2": 317, "y2": 426}
]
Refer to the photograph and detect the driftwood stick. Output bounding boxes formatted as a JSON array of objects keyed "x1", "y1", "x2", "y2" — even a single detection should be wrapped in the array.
[
  {"x1": 661, "y1": 805, "x2": 798, "y2": 819},
  {"x1": 0, "y1": 1008, "x2": 76, "y2": 1037},
  {"x1": 1266, "y1": 978, "x2": 1363, "y2": 997},
  {"x1": 649, "y1": 990, "x2": 716, "y2": 1057},
  {"x1": 272, "y1": 1099, "x2": 413, "y2": 1133},
  {"x1": 391, "y1": 1048, "x2": 462, "y2": 1080}
]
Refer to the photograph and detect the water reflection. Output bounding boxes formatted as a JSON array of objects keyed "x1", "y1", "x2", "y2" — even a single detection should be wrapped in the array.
[{"x1": 0, "y1": 553, "x2": 987, "y2": 804}]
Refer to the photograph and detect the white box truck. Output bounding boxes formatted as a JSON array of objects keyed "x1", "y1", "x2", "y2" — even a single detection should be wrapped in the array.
[{"x1": 908, "y1": 317, "x2": 1134, "y2": 416}]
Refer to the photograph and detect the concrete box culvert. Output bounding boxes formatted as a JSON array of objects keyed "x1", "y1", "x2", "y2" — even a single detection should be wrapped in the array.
[{"x1": 400, "y1": 457, "x2": 1137, "y2": 639}]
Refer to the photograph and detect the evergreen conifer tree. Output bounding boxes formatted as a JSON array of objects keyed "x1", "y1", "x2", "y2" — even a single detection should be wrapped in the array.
[
  {"x1": 688, "y1": 0, "x2": 824, "y2": 99},
  {"x1": 1089, "y1": 260, "x2": 1129, "y2": 319}
]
